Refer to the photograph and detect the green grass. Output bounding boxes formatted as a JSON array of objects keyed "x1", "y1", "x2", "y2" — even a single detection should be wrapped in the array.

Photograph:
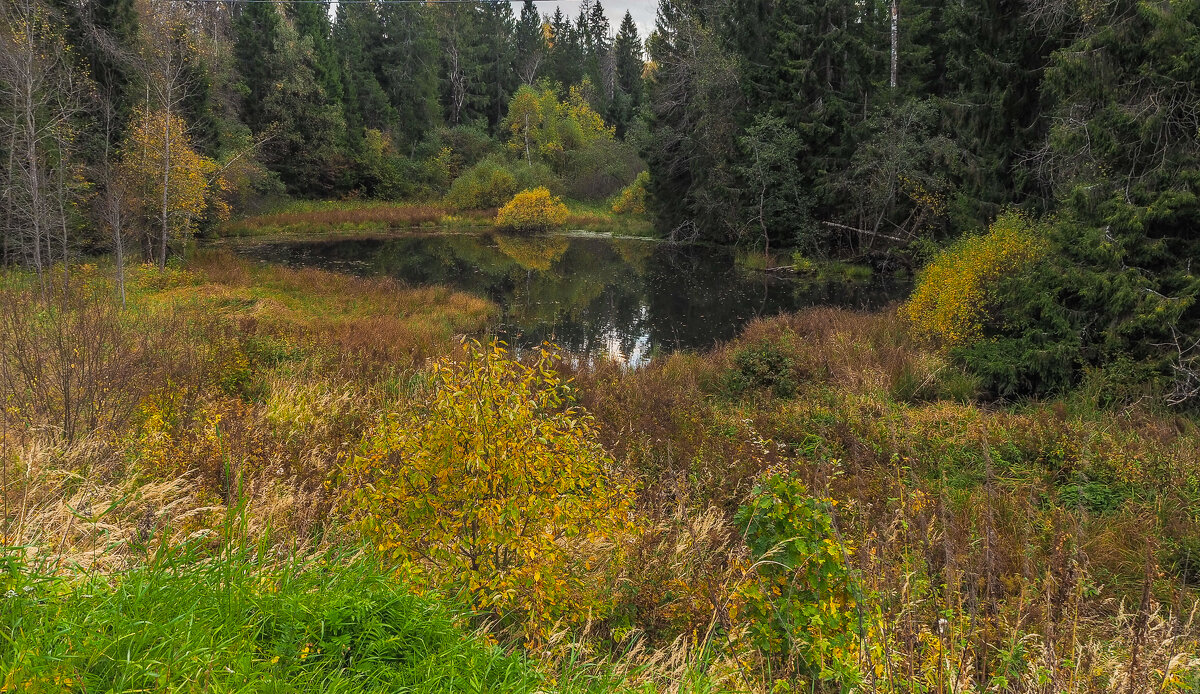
[
  {"x1": 219, "y1": 197, "x2": 657, "y2": 241},
  {"x1": 0, "y1": 544, "x2": 550, "y2": 693},
  {"x1": 564, "y1": 200, "x2": 657, "y2": 238}
]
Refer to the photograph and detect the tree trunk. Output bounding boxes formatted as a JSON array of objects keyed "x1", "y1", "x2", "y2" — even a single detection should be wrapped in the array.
[
  {"x1": 890, "y1": 0, "x2": 899, "y2": 89},
  {"x1": 159, "y1": 86, "x2": 172, "y2": 270}
]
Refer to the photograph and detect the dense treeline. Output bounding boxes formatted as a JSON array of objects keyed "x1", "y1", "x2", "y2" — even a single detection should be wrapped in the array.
[
  {"x1": 644, "y1": 0, "x2": 1063, "y2": 248},
  {"x1": 3, "y1": 0, "x2": 1200, "y2": 404},
  {"x1": 0, "y1": 0, "x2": 647, "y2": 268},
  {"x1": 642, "y1": 0, "x2": 1200, "y2": 403}
]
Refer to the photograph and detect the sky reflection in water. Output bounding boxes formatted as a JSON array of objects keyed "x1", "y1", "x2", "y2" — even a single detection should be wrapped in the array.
[{"x1": 240, "y1": 232, "x2": 910, "y2": 367}]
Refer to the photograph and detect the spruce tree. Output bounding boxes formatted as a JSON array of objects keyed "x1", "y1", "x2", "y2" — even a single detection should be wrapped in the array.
[
  {"x1": 514, "y1": 0, "x2": 545, "y2": 85},
  {"x1": 612, "y1": 11, "x2": 644, "y2": 136},
  {"x1": 478, "y1": 0, "x2": 517, "y2": 130},
  {"x1": 378, "y1": 2, "x2": 440, "y2": 143},
  {"x1": 237, "y1": 3, "x2": 346, "y2": 193},
  {"x1": 334, "y1": 2, "x2": 396, "y2": 135},
  {"x1": 288, "y1": 2, "x2": 344, "y2": 109},
  {"x1": 546, "y1": 7, "x2": 584, "y2": 89},
  {"x1": 644, "y1": 0, "x2": 742, "y2": 241},
  {"x1": 433, "y1": 3, "x2": 488, "y2": 126}
]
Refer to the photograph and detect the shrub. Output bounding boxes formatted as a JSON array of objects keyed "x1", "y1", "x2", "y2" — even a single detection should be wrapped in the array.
[
  {"x1": 495, "y1": 187, "x2": 569, "y2": 233},
  {"x1": 509, "y1": 159, "x2": 564, "y2": 197},
  {"x1": 733, "y1": 471, "x2": 863, "y2": 686},
  {"x1": 444, "y1": 157, "x2": 518, "y2": 210},
  {"x1": 724, "y1": 340, "x2": 797, "y2": 398},
  {"x1": 612, "y1": 170, "x2": 649, "y2": 215},
  {"x1": 445, "y1": 156, "x2": 564, "y2": 212},
  {"x1": 348, "y1": 340, "x2": 639, "y2": 642},
  {"x1": 561, "y1": 139, "x2": 643, "y2": 200},
  {"x1": 903, "y1": 211, "x2": 1048, "y2": 349},
  {"x1": 791, "y1": 252, "x2": 816, "y2": 274}
]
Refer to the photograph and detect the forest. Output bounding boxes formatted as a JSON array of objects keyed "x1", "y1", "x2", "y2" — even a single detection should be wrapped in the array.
[{"x1": 1, "y1": 0, "x2": 1200, "y2": 691}]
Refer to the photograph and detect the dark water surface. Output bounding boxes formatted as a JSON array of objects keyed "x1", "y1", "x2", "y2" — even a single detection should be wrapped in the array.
[{"x1": 238, "y1": 232, "x2": 909, "y2": 366}]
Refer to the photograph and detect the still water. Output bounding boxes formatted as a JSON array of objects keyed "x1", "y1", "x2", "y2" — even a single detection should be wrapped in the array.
[{"x1": 240, "y1": 232, "x2": 909, "y2": 366}]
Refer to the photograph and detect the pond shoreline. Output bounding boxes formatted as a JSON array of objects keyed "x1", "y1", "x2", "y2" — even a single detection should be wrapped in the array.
[
  {"x1": 233, "y1": 232, "x2": 911, "y2": 367},
  {"x1": 218, "y1": 198, "x2": 659, "y2": 241}
]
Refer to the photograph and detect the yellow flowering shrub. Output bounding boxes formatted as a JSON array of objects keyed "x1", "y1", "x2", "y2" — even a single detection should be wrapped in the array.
[
  {"x1": 348, "y1": 340, "x2": 640, "y2": 643},
  {"x1": 495, "y1": 187, "x2": 569, "y2": 232},
  {"x1": 612, "y1": 170, "x2": 649, "y2": 215},
  {"x1": 903, "y1": 212, "x2": 1047, "y2": 348}
]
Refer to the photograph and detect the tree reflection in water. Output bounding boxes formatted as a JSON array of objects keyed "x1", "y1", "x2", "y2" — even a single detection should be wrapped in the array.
[{"x1": 240, "y1": 232, "x2": 910, "y2": 367}]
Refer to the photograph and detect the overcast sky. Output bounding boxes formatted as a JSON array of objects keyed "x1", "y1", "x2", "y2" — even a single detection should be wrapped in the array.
[{"x1": 517, "y1": 0, "x2": 658, "y2": 44}]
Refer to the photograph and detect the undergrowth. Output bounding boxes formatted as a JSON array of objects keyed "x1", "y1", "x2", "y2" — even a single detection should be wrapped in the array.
[
  {"x1": 220, "y1": 197, "x2": 655, "y2": 240},
  {"x1": 1, "y1": 258, "x2": 1198, "y2": 692}
]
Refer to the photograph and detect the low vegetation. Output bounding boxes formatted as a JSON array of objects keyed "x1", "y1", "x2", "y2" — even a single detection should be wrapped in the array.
[
  {"x1": 1, "y1": 545, "x2": 554, "y2": 693},
  {"x1": 904, "y1": 212, "x2": 1048, "y2": 348},
  {"x1": 2, "y1": 255, "x2": 1197, "y2": 692},
  {"x1": 612, "y1": 171, "x2": 650, "y2": 215},
  {"x1": 495, "y1": 187, "x2": 571, "y2": 233},
  {"x1": 219, "y1": 200, "x2": 461, "y2": 238},
  {"x1": 221, "y1": 198, "x2": 652, "y2": 240}
]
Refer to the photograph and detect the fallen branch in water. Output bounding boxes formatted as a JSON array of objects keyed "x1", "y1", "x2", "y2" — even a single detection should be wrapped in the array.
[{"x1": 822, "y1": 220, "x2": 909, "y2": 244}]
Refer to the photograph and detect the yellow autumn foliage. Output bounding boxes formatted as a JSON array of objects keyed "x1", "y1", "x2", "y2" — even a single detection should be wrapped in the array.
[
  {"x1": 503, "y1": 83, "x2": 614, "y2": 164},
  {"x1": 612, "y1": 170, "x2": 649, "y2": 215},
  {"x1": 119, "y1": 108, "x2": 227, "y2": 241},
  {"x1": 495, "y1": 187, "x2": 569, "y2": 232},
  {"x1": 904, "y1": 211, "x2": 1047, "y2": 349},
  {"x1": 494, "y1": 234, "x2": 569, "y2": 271},
  {"x1": 348, "y1": 340, "x2": 640, "y2": 643}
]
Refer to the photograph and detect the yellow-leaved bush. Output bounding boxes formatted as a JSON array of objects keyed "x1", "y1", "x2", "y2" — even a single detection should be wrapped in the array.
[
  {"x1": 495, "y1": 187, "x2": 569, "y2": 232},
  {"x1": 611, "y1": 170, "x2": 649, "y2": 215},
  {"x1": 347, "y1": 340, "x2": 640, "y2": 643},
  {"x1": 903, "y1": 211, "x2": 1047, "y2": 349}
]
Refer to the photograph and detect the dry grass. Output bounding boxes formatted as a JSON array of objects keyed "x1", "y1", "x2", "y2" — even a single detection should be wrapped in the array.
[
  {"x1": 221, "y1": 202, "x2": 453, "y2": 237},
  {"x1": 571, "y1": 307, "x2": 1200, "y2": 692},
  {"x1": 220, "y1": 198, "x2": 655, "y2": 241},
  {"x1": 0, "y1": 254, "x2": 495, "y2": 576},
  {"x1": 2, "y1": 262, "x2": 1197, "y2": 692}
]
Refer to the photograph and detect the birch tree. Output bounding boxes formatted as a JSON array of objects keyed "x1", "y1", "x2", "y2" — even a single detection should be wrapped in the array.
[{"x1": 0, "y1": 0, "x2": 87, "y2": 286}]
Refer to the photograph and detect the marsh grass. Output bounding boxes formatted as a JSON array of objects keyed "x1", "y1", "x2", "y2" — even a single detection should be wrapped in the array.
[
  {"x1": 2, "y1": 255, "x2": 1199, "y2": 692},
  {"x1": 221, "y1": 198, "x2": 655, "y2": 240},
  {"x1": 219, "y1": 200, "x2": 462, "y2": 238},
  {"x1": 565, "y1": 200, "x2": 656, "y2": 237},
  {"x1": 573, "y1": 307, "x2": 1200, "y2": 691},
  {"x1": 0, "y1": 253, "x2": 495, "y2": 571}
]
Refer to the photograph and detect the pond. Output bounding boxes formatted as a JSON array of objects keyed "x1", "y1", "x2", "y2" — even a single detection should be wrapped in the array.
[{"x1": 238, "y1": 232, "x2": 910, "y2": 367}]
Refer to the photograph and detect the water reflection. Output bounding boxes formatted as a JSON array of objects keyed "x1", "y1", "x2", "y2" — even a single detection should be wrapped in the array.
[{"x1": 239, "y1": 232, "x2": 910, "y2": 366}]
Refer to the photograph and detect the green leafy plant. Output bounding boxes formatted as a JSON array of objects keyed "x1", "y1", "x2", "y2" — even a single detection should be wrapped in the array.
[
  {"x1": 724, "y1": 340, "x2": 798, "y2": 398},
  {"x1": 733, "y1": 471, "x2": 863, "y2": 686}
]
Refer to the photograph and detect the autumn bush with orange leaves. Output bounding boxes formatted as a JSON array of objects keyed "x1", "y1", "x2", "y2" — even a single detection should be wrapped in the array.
[
  {"x1": 904, "y1": 211, "x2": 1048, "y2": 349},
  {"x1": 347, "y1": 340, "x2": 640, "y2": 643}
]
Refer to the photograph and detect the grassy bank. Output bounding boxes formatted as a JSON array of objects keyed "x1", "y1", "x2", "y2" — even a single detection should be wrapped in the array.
[
  {"x1": 219, "y1": 198, "x2": 655, "y2": 240},
  {"x1": 2, "y1": 546, "x2": 551, "y2": 693},
  {"x1": 1, "y1": 256, "x2": 1197, "y2": 692}
]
